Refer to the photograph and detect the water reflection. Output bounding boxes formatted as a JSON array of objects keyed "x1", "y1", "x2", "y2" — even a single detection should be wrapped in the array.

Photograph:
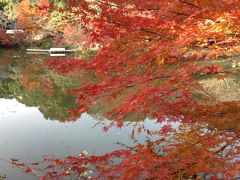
[{"x1": 0, "y1": 48, "x2": 80, "y2": 120}]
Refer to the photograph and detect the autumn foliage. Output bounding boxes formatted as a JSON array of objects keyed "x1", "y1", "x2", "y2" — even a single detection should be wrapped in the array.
[{"x1": 13, "y1": 0, "x2": 240, "y2": 179}]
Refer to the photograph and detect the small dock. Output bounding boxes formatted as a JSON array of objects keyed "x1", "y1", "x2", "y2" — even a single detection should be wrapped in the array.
[
  {"x1": 27, "y1": 48, "x2": 77, "y2": 53},
  {"x1": 6, "y1": 30, "x2": 24, "y2": 34},
  {"x1": 26, "y1": 48, "x2": 77, "y2": 56}
]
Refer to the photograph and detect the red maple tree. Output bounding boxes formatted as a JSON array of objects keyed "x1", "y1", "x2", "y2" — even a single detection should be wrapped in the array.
[{"x1": 13, "y1": 0, "x2": 240, "y2": 179}]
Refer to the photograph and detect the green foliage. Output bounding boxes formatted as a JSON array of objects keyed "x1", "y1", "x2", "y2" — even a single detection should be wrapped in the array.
[{"x1": 0, "y1": 0, "x2": 19, "y2": 19}]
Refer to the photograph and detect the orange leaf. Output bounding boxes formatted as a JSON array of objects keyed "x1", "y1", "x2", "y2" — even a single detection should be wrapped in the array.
[{"x1": 137, "y1": 127, "x2": 142, "y2": 134}]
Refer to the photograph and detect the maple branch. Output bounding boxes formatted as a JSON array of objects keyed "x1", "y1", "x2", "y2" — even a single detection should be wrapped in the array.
[
  {"x1": 82, "y1": 64, "x2": 232, "y2": 102},
  {"x1": 0, "y1": 158, "x2": 42, "y2": 178},
  {"x1": 94, "y1": 74, "x2": 172, "y2": 100},
  {"x1": 178, "y1": 0, "x2": 200, "y2": 9},
  {"x1": 136, "y1": 8, "x2": 160, "y2": 11},
  {"x1": 169, "y1": 11, "x2": 190, "y2": 16},
  {"x1": 214, "y1": 143, "x2": 229, "y2": 154},
  {"x1": 93, "y1": 8, "x2": 165, "y2": 38}
]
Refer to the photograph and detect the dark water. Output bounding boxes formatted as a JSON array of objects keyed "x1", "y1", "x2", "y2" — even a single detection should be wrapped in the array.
[{"x1": 0, "y1": 48, "x2": 165, "y2": 179}]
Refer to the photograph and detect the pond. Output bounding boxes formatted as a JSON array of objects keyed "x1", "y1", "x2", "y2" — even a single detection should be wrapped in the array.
[
  {"x1": 0, "y1": 48, "x2": 240, "y2": 179},
  {"x1": 0, "y1": 48, "x2": 163, "y2": 179}
]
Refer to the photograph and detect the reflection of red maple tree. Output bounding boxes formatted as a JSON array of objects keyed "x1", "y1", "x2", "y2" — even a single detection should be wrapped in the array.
[
  {"x1": 13, "y1": 0, "x2": 240, "y2": 179},
  {"x1": 21, "y1": 64, "x2": 54, "y2": 96}
]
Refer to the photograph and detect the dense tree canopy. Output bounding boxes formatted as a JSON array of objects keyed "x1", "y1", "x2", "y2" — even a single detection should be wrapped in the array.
[
  {"x1": 39, "y1": 0, "x2": 240, "y2": 125},
  {"x1": 11, "y1": 0, "x2": 240, "y2": 179}
]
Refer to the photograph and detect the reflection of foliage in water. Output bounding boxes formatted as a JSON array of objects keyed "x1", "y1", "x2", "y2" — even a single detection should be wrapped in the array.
[{"x1": 0, "y1": 49, "x2": 81, "y2": 121}]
